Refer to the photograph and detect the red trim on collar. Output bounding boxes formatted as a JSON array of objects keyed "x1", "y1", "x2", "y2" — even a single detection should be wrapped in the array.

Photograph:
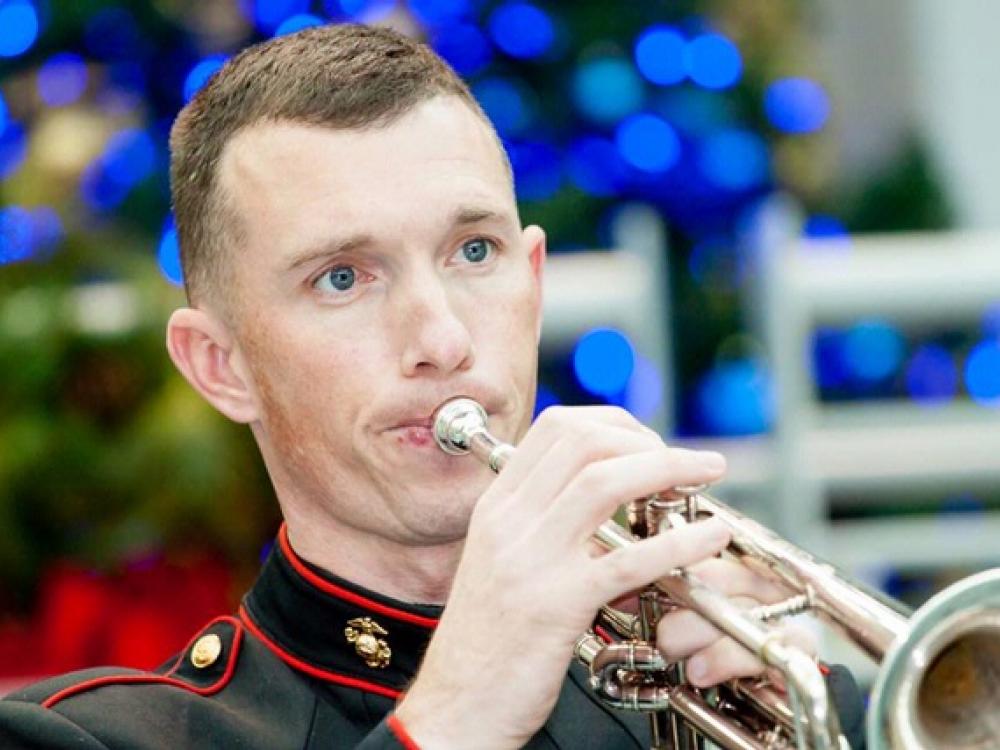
[
  {"x1": 388, "y1": 713, "x2": 422, "y2": 750},
  {"x1": 278, "y1": 524, "x2": 439, "y2": 629},
  {"x1": 42, "y1": 616, "x2": 243, "y2": 709},
  {"x1": 238, "y1": 604, "x2": 402, "y2": 700}
]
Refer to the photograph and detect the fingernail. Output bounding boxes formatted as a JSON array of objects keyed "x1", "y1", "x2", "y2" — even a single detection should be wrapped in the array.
[
  {"x1": 687, "y1": 656, "x2": 707, "y2": 682},
  {"x1": 698, "y1": 451, "x2": 725, "y2": 472}
]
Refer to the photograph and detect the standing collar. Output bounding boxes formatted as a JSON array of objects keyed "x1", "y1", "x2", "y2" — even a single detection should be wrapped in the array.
[{"x1": 240, "y1": 524, "x2": 441, "y2": 698}]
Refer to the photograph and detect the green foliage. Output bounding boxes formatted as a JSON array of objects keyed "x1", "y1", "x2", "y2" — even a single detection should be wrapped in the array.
[{"x1": 0, "y1": 241, "x2": 278, "y2": 609}]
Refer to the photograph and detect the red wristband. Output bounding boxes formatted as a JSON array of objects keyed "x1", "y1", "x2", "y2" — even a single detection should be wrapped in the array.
[{"x1": 387, "y1": 713, "x2": 421, "y2": 750}]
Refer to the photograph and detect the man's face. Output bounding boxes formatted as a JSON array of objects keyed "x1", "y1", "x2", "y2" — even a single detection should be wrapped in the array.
[{"x1": 219, "y1": 96, "x2": 544, "y2": 546}]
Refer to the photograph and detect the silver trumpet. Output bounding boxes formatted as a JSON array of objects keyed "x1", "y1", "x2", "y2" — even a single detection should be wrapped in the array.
[{"x1": 432, "y1": 397, "x2": 1000, "y2": 750}]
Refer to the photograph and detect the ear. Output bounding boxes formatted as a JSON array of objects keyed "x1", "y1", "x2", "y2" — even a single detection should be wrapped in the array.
[
  {"x1": 523, "y1": 224, "x2": 547, "y2": 342},
  {"x1": 166, "y1": 307, "x2": 260, "y2": 424}
]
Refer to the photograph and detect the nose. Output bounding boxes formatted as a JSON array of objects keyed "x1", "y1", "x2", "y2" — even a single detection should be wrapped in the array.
[{"x1": 395, "y1": 271, "x2": 475, "y2": 378}]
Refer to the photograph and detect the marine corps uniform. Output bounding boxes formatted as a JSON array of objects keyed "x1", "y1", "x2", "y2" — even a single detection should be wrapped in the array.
[{"x1": 0, "y1": 526, "x2": 866, "y2": 749}]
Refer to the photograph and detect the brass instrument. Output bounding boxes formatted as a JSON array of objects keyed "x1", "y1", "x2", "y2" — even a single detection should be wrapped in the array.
[{"x1": 432, "y1": 397, "x2": 1000, "y2": 750}]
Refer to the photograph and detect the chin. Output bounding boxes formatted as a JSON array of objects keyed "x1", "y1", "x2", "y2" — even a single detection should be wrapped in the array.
[{"x1": 394, "y1": 487, "x2": 483, "y2": 542}]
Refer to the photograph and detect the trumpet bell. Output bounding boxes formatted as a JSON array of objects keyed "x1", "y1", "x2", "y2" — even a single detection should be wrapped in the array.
[{"x1": 869, "y1": 568, "x2": 1000, "y2": 750}]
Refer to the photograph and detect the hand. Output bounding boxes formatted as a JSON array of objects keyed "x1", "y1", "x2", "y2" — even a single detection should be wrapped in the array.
[
  {"x1": 653, "y1": 557, "x2": 818, "y2": 687},
  {"x1": 395, "y1": 405, "x2": 732, "y2": 749}
]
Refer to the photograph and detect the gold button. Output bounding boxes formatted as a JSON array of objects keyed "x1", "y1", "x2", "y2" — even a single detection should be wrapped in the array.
[{"x1": 190, "y1": 634, "x2": 223, "y2": 669}]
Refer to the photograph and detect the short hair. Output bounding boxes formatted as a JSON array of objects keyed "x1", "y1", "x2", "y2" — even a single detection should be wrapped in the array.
[{"x1": 169, "y1": 23, "x2": 501, "y2": 309}]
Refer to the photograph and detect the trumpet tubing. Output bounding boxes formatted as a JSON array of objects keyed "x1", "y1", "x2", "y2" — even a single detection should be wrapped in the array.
[{"x1": 432, "y1": 397, "x2": 1000, "y2": 750}]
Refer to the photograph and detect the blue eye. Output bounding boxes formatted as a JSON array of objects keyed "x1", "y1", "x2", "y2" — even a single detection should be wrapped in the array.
[
  {"x1": 320, "y1": 266, "x2": 356, "y2": 291},
  {"x1": 460, "y1": 238, "x2": 494, "y2": 263}
]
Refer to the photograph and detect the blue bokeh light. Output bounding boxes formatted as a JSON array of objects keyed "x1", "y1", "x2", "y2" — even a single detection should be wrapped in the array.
[
  {"x1": 473, "y1": 77, "x2": 531, "y2": 137},
  {"x1": 489, "y1": 2, "x2": 555, "y2": 60},
  {"x1": 103, "y1": 129, "x2": 156, "y2": 188},
  {"x1": 804, "y1": 214, "x2": 848, "y2": 240},
  {"x1": 29, "y1": 206, "x2": 63, "y2": 256},
  {"x1": 634, "y1": 25, "x2": 685, "y2": 86},
  {"x1": 249, "y1": 0, "x2": 310, "y2": 32},
  {"x1": 981, "y1": 302, "x2": 1000, "y2": 338},
  {"x1": 0, "y1": 205, "x2": 59, "y2": 264},
  {"x1": 0, "y1": 121, "x2": 28, "y2": 180},
  {"x1": 940, "y1": 493, "x2": 987, "y2": 517},
  {"x1": 108, "y1": 61, "x2": 147, "y2": 96},
  {"x1": 183, "y1": 56, "x2": 228, "y2": 103},
  {"x1": 625, "y1": 354, "x2": 663, "y2": 421},
  {"x1": 812, "y1": 328, "x2": 848, "y2": 390},
  {"x1": 0, "y1": 0, "x2": 39, "y2": 58},
  {"x1": 533, "y1": 384, "x2": 561, "y2": 417},
  {"x1": 965, "y1": 339, "x2": 1000, "y2": 406},
  {"x1": 764, "y1": 78, "x2": 830, "y2": 134},
  {"x1": 802, "y1": 214, "x2": 851, "y2": 255},
  {"x1": 432, "y1": 23, "x2": 492, "y2": 76},
  {"x1": 615, "y1": 113, "x2": 680, "y2": 173},
  {"x1": 0, "y1": 92, "x2": 7, "y2": 137},
  {"x1": 842, "y1": 319, "x2": 905, "y2": 383},
  {"x1": 275, "y1": 13, "x2": 324, "y2": 35},
  {"x1": 157, "y1": 220, "x2": 184, "y2": 287},
  {"x1": 323, "y1": 0, "x2": 396, "y2": 20},
  {"x1": 699, "y1": 128, "x2": 769, "y2": 191},
  {"x1": 696, "y1": 358, "x2": 772, "y2": 435},
  {"x1": 37, "y1": 52, "x2": 89, "y2": 107},
  {"x1": 905, "y1": 344, "x2": 957, "y2": 406},
  {"x1": 81, "y1": 128, "x2": 158, "y2": 211},
  {"x1": 408, "y1": 0, "x2": 470, "y2": 26},
  {"x1": 566, "y1": 136, "x2": 627, "y2": 197},
  {"x1": 684, "y1": 33, "x2": 742, "y2": 90},
  {"x1": 0, "y1": 206, "x2": 34, "y2": 264},
  {"x1": 84, "y1": 7, "x2": 142, "y2": 60},
  {"x1": 571, "y1": 57, "x2": 644, "y2": 124},
  {"x1": 507, "y1": 140, "x2": 562, "y2": 201},
  {"x1": 573, "y1": 328, "x2": 636, "y2": 398}
]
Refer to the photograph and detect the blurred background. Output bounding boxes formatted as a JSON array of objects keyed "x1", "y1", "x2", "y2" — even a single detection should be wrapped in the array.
[{"x1": 1, "y1": 0, "x2": 998, "y2": 692}]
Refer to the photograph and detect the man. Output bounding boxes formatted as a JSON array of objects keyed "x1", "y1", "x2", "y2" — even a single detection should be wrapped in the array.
[{"x1": 0, "y1": 24, "x2": 864, "y2": 749}]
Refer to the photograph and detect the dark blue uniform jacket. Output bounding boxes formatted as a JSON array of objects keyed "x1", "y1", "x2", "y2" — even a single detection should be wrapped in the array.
[{"x1": 0, "y1": 527, "x2": 866, "y2": 748}]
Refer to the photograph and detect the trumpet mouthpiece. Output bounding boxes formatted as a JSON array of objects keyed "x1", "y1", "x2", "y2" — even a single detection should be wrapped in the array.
[{"x1": 432, "y1": 398, "x2": 488, "y2": 455}]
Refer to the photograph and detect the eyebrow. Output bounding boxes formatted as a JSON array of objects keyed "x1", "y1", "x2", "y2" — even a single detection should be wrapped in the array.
[{"x1": 284, "y1": 205, "x2": 513, "y2": 273}]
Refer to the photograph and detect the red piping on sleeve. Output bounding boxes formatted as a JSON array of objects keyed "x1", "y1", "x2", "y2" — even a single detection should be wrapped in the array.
[
  {"x1": 278, "y1": 525, "x2": 439, "y2": 629},
  {"x1": 594, "y1": 626, "x2": 614, "y2": 644},
  {"x1": 387, "y1": 713, "x2": 422, "y2": 750},
  {"x1": 238, "y1": 605, "x2": 402, "y2": 700},
  {"x1": 42, "y1": 616, "x2": 243, "y2": 709}
]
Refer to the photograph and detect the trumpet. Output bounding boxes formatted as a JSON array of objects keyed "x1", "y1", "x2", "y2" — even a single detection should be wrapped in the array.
[{"x1": 432, "y1": 397, "x2": 1000, "y2": 750}]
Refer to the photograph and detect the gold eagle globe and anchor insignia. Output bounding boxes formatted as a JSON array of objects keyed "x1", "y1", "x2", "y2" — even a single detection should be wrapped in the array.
[{"x1": 345, "y1": 617, "x2": 391, "y2": 669}]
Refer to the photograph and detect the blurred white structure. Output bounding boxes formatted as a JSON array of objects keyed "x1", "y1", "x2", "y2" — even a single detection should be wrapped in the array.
[
  {"x1": 818, "y1": 0, "x2": 1000, "y2": 228},
  {"x1": 760, "y1": 228, "x2": 1000, "y2": 569},
  {"x1": 540, "y1": 204, "x2": 674, "y2": 436},
  {"x1": 756, "y1": 214, "x2": 1000, "y2": 683}
]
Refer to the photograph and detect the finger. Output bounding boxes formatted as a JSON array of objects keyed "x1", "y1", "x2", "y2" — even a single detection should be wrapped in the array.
[
  {"x1": 589, "y1": 518, "x2": 730, "y2": 602},
  {"x1": 777, "y1": 622, "x2": 819, "y2": 658},
  {"x1": 655, "y1": 596, "x2": 760, "y2": 660},
  {"x1": 685, "y1": 636, "x2": 765, "y2": 687},
  {"x1": 686, "y1": 558, "x2": 789, "y2": 603},
  {"x1": 490, "y1": 405, "x2": 649, "y2": 491},
  {"x1": 684, "y1": 622, "x2": 819, "y2": 688},
  {"x1": 548, "y1": 446, "x2": 727, "y2": 545},
  {"x1": 490, "y1": 424, "x2": 664, "y2": 520},
  {"x1": 760, "y1": 623, "x2": 819, "y2": 690}
]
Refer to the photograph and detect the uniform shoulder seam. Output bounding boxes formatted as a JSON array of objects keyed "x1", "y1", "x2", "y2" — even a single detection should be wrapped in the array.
[{"x1": 41, "y1": 615, "x2": 244, "y2": 709}]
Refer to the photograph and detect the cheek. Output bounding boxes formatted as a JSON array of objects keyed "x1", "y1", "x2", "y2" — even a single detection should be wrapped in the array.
[
  {"x1": 487, "y1": 269, "x2": 541, "y2": 349},
  {"x1": 245, "y1": 316, "x2": 383, "y2": 430}
]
